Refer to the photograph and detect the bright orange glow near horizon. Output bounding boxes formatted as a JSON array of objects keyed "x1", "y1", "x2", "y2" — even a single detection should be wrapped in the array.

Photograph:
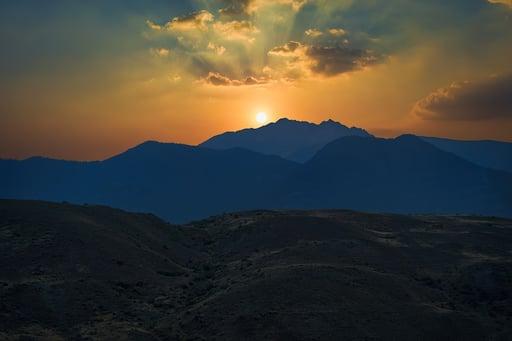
[{"x1": 1, "y1": 1, "x2": 511, "y2": 160}]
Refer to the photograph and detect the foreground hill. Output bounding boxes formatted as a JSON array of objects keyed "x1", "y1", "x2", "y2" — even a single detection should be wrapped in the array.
[
  {"x1": 1, "y1": 135, "x2": 511, "y2": 222},
  {"x1": 201, "y1": 118, "x2": 373, "y2": 162},
  {"x1": 1, "y1": 200, "x2": 512, "y2": 340}
]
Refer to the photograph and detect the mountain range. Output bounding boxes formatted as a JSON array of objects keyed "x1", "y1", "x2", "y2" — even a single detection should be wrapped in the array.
[
  {"x1": 420, "y1": 136, "x2": 512, "y2": 173},
  {"x1": 201, "y1": 118, "x2": 372, "y2": 163},
  {"x1": 202, "y1": 118, "x2": 512, "y2": 172},
  {"x1": 1, "y1": 118, "x2": 511, "y2": 222}
]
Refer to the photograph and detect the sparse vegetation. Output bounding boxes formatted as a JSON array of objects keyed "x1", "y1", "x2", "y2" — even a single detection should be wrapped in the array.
[{"x1": 1, "y1": 200, "x2": 512, "y2": 340}]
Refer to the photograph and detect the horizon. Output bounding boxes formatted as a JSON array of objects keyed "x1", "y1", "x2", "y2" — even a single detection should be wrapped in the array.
[
  {"x1": 1, "y1": 1, "x2": 511, "y2": 160},
  {"x1": 2, "y1": 116, "x2": 511, "y2": 162}
]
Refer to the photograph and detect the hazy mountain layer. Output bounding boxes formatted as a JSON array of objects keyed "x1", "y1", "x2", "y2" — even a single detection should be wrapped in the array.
[
  {"x1": 201, "y1": 118, "x2": 373, "y2": 163},
  {"x1": 202, "y1": 118, "x2": 512, "y2": 173},
  {"x1": 1, "y1": 135, "x2": 511, "y2": 222},
  {"x1": 421, "y1": 136, "x2": 512, "y2": 173},
  {"x1": 284, "y1": 135, "x2": 512, "y2": 217}
]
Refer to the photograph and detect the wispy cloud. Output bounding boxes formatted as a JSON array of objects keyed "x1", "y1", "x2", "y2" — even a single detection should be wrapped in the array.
[
  {"x1": 328, "y1": 28, "x2": 346, "y2": 37},
  {"x1": 219, "y1": 0, "x2": 310, "y2": 16},
  {"x1": 212, "y1": 20, "x2": 260, "y2": 42},
  {"x1": 149, "y1": 48, "x2": 171, "y2": 57},
  {"x1": 305, "y1": 28, "x2": 323, "y2": 38},
  {"x1": 488, "y1": 0, "x2": 512, "y2": 8},
  {"x1": 202, "y1": 72, "x2": 268, "y2": 86}
]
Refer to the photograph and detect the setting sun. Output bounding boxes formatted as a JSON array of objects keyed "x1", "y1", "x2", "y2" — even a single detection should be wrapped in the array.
[{"x1": 256, "y1": 112, "x2": 268, "y2": 124}]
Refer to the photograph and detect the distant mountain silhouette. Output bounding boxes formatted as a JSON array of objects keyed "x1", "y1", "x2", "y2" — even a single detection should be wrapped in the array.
[
  {"x1": 1, "y1": 135, "x2": 511, "y2": 222},
  {"x1": 201, "y1": 118, "x2": 373, "y2": 162},
  {"x1": 421, "y1": 136, "x2": 512, "y2": 173},
  {"x1": 0, "y1": 142, "x2": 297, "y2": 222},
  {"x1": 283, "y1": 135, "x2": 512, "y2": 217},
  {"x1": 201, "y1": 118, "x2": 512, "y2": 173}
]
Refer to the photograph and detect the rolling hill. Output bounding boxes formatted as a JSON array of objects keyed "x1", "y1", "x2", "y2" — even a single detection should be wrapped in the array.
[{"x1": 1, "y1": 200, "x2": 511, "y2": 340}]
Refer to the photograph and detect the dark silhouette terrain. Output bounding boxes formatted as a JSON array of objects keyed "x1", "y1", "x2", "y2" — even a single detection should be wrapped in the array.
[
  {"x1": 1, "y1": 134, "x2": 511, "y2": 222},
  {"x1": 420, "y1": 136, "x2": 512, "y2": 173},
  {"x1": 201, "y1": 118, "x2": 373, "y2": 162},
  {"x1": 285, "y1": 135, "x2": 512, "y2": 216},
  {"x1": 201, "y1": 119, "x2": 512, "y2": 173},
  {"x1": 1, "y1": 200, "x2": 512, "y2": 340},
  {"x1": 0, "y1": 142, "x2": 298, "y2": 223}
]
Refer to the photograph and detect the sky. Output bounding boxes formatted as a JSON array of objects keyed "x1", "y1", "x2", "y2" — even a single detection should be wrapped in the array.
[{"x1": 1, "y1": 0, "x2": 511, "y2": 160}]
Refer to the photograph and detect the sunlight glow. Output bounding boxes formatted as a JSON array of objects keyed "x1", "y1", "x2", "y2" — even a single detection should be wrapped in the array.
[{"x1": 256, "y1": 112, "x2": 268, "y2": 124}]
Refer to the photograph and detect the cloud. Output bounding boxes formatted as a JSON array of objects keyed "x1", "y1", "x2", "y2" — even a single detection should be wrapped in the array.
[
  {"x1": 305, "y1": 28, "x2": 347, "y2": 40},
  {"x1": 146, "y1": 20, "x2": 163, "y2": 31},
  {"x1": 257, "y1": 0, "x2": 309, "y2": 12},
  {"x1": 219, "y1": 0, "x2": 309, "y2": 15},
  {"x1": 207, "y1": 42, "x2": 226, "y2": 55},
  {"x1": 150, "y1": 12, "x2": 259, "y2": 43},
  {"x1": 202, "y1": 72, "x2": 267, "y2": 86},
  {"x1": 488, "y1": 0, "x2": 512, "y2": 8},
  {"x1": 412, "y1": 74, "x2": 512, "y2": 121},
  {"x1": 328, "y1": 28, "x2": 346, "y2": 37},
  {"x1": 268, "y1": 41, "x2": 381, "y2": 78},
  {"x1": 219, "y1": 0, "x2": 251, "y2": 16},
  {"x1": 212, "y1": 20, "x2": 260, "y2": 42},
  {"x1": 268, "y1": 41, "x2": 304, "y2": 56},
  {"x1": 149, "y1": 48, "x2": 170, "y2": 57},
  {"x1": 305, "y1": 28, "x2": 323, "y2": 38},
  {"x1": 307, "y1": 45, "x2": 379, "y2": 76},
  {"x1": 144, "y1": 1, "x2": 382, "y2": 86},
  {"x1": 151, "y1": 10, "x2": 214, "y2": 32}
]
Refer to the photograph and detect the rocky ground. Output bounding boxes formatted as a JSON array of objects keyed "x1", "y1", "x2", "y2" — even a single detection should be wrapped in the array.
[{"x1": 1, "y1": 200, "x2": 511, "y2": 340}]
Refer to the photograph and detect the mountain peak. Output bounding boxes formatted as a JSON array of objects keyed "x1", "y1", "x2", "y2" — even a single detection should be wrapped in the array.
[
  {"x1": 201, "y1": 117, "x2": 373, "y2": 162},
  {"x1": 272, "y1": 117, "x2": 314, "y2": 127},
  {"x1": 276, "y1": 117, "x2": 292, "y2": 123},
  {"x1": 273, "y1": 117, "x2": 346, "y2": 129},
  {"x1": 320, "y1": 118, "x2": 342, "y2": 126}
]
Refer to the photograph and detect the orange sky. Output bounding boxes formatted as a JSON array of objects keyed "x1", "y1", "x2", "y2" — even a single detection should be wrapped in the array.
[{"x1": 1, "y1": 0, "x2": 511, "y2": 160}]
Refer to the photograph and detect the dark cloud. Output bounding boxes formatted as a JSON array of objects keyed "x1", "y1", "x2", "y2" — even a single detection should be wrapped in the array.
[
  {"x1": 306, "y1": 45, "x2": 380, "y2": 76},
  {"x1": 413, "y1": 74, "x2": 512, "y2": 121},
  {"x1": 268, "y1": 41, "x2": 381, "y2": 77},
  {"x1": 219, "y1": 0, "x2": 251, "y2": 16}
]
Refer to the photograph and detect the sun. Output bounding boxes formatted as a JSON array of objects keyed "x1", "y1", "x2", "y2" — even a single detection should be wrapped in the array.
[{"x1": 256, "y1": 112, "x2": 268, "y2": 124}]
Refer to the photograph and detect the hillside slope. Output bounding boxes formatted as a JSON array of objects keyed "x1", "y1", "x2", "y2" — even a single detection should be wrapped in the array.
[{"x1": 1, "y1": 200, "x2": 512, "y2": 340}]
